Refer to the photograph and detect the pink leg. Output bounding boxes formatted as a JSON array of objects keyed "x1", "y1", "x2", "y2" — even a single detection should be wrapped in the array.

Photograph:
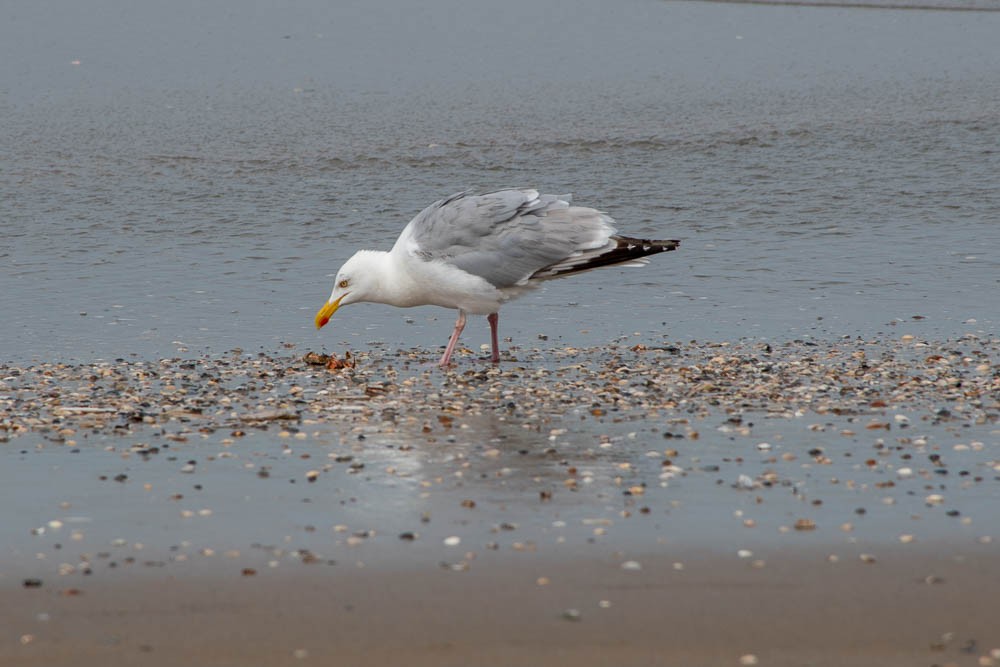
[
  {"x1": 487, "y1": 312, "x2": 500, "y2": 363},
  {"x1": 439, "y1": 310, "x2": 467, "y2": 366}
]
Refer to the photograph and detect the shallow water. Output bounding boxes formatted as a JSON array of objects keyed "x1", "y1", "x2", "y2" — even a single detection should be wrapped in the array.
[
  {"x1": 3, "y1": 0, "x2": 999, "y2": 364},
  {"x1": 4, "y1": 402, "x2": 995, "y2": 566}
]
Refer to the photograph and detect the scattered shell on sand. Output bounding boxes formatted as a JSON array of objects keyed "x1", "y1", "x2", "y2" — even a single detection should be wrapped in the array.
[
  {"x1": 2, "y1": 337, "x2": 994, "y2": 447},
  {"x1": 2, "y1": 336, "x2": 997, "y2": 597}
]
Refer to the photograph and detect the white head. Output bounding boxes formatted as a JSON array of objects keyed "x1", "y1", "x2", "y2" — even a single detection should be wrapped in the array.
[{"x1": 314, "y1": 251, "x2": 384, "y2": 330}]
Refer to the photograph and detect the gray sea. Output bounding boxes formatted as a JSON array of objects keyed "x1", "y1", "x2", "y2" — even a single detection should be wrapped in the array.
[{"x1": 3, "y1": 0, "x2": 998, "y2": 364}]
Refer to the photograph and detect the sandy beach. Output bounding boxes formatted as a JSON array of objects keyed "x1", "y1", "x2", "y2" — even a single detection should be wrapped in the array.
[
  {"x1": 2, "y1": 338, "x2": 998, "y2": 665},
  {"x1": 5, "y1": 548, "x2": 999, "y2": 667}
]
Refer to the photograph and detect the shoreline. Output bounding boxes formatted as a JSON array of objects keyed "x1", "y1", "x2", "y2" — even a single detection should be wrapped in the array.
[
  {"x1": 3, "y1": 334, "x2": 995, "y2": 438},
  {"x1": 5, "y1": 546, "x2": 999, "y2": 667},
  {"x1": 2, "y1": 337, "x2": 998, "y2": 665}
]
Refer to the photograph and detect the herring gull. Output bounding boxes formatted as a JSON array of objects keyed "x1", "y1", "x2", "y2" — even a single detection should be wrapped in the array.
[{"x1": 315, "y1": 188, "x2": 679, "y2": 366}]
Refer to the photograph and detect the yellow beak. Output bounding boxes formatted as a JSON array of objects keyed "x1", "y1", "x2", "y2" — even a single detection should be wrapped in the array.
[{"x1": 315, "y1": 294, "x2": 346, "y2": 330}]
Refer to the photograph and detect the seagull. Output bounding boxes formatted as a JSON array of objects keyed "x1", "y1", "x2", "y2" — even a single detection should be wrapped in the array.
[{"x1": 315, "y1": 188, "x2": 679, "y2": 366}]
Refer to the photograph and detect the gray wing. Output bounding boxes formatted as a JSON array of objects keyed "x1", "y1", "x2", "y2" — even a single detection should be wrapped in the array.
[{"x1": 395, "y1": 188, "x2": 617, "y2": 288}]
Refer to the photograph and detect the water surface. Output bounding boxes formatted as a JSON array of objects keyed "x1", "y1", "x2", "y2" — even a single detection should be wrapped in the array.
[{"x1": 2, "y1": 0, "x2": 998, "y2": 363}]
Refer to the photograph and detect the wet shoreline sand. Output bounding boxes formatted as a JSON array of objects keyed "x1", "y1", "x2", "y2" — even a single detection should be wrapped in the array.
[
  {"x1": 5, "y1": 547, "x2": 999, "y2": 667},
  {"x1": 2, "y1": 336, "x2": 998, "y2": 665}
]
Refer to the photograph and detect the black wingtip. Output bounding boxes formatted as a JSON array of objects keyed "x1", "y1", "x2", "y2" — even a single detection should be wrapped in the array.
[
  {"x1": 533, "y1": 235, "x2": 680, "y2": 279},
  {"x1": 615, "y1": 236, "x2": 681, "y2": 253}
]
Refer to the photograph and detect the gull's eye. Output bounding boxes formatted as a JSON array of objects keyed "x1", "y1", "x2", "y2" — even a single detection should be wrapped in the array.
[{"x1": 338, "y1": 279, "x2": 350, "y2": 289}]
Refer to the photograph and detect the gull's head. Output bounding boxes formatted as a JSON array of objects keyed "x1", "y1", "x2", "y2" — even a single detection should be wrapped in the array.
[{"x1": 314, "y1": 251, "x2": 381, "y2": 330}]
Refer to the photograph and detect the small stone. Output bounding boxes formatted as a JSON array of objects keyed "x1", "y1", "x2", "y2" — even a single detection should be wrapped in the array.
[
  {"x1": 562, "y1": 608, "x2": 582, "y2": 622},
  {"x1": 794, "y1": 518, "x2": 816, "y2": 531}
]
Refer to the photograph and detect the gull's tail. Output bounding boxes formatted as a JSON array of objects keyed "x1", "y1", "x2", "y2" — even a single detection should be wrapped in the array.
[{"x1": 530, "y1": 236, "x2": 680, "y2": 279}]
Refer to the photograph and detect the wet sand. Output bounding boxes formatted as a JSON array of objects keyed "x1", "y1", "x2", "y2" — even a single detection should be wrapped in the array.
[
  {"x1": 5, "y1": 548, "x2": 999, "y2": 667},
  {"x1": 2, "y1": 337, "x2": 998, "y2": 665}
]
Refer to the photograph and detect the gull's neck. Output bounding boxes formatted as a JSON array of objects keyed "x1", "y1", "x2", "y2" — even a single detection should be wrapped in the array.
[{"x1": 355, "y1": 249, "x2": 421, "y2": 307}]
